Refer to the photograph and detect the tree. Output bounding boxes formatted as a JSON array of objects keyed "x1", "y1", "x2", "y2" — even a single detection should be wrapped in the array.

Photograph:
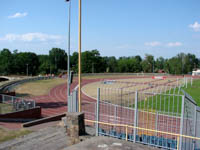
[
  {"x1": 14, "y1": 52, "x2": 39, "y2": 75},
  {"x1": 104, "y1": 56, "x2": 118, "y2": 72},
  {"x1": 141, "y1": 54, "x2": 154, "y2": 73},
  {"x1": 49, "y1": 48, "x2": 67, "y2": 73},
  {"x1": 155, "y1": 57, "x2": 165, "y2": 72},
  {"x1": 117, "y1": 56, "x2": 142, "y2": 73},
  {"x1": 38, "y1": 55, "x2": 50, "y2": 74},
  {"x1": 82, "y1": 50, "x2": 106, "y2": 73},
  {"x1": 0, "y1": 49, "x2": 13, "y2": 75}
]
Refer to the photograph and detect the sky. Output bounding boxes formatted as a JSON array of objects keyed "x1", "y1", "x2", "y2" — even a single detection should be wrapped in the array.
[{"x1": 0, "y1": 0, "x2": 200, "y2": 59}]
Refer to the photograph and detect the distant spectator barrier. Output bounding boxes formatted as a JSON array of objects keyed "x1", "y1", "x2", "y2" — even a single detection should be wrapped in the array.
[
  {"x1": 0, "y1": 94, "x2": 36, "y2": 114},
  {"x1": 0, "y1": 76, "x2": 54, "y2": 92}
]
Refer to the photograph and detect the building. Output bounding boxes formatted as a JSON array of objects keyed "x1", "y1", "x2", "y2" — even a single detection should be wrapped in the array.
[{"x1": 192, "y1": 69, "x2": 200, "y2": 76}]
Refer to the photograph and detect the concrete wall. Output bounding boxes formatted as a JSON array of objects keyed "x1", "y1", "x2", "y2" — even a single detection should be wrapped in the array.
[{"x1": 0, "y1": 106, "x2": 41, "y2": 119}]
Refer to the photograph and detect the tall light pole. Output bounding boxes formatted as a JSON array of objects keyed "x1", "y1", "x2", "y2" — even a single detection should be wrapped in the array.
[
  {"x1": 78, "y1": 0, "x2": 82, "y2": 112},
  {"x1": 66, "y1": 0, "x2": 71, "y2": 99}
]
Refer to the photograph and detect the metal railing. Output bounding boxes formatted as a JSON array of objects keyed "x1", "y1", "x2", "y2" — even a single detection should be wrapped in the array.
[
  {"x1": 69, "y1": 76, "x2": 196, "y2": 150},
  {"x1": 0, "y1": 94, "x2": 35, "y2": 114},
  {"x1": 86, "y1": 88, "x2": 200, "y2": 150}
]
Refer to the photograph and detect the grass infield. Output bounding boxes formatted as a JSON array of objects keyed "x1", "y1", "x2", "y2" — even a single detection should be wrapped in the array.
[
  {"x1": 183, "y1": 79, "x2": 200, "y2": 106},
  {"x1": 15, "y1": 78, "x2": 66, "y2": 97}
]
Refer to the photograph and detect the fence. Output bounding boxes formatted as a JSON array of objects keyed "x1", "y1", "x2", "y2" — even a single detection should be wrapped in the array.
[
  {"x1": 68, "y1": 76, "x2": 195, "y2": 150},
  {"x1": 68, "y1": 86, "x2": 78, "y2": 113},
  {"x1": 0, "y1": 94, "x2": 35, "y2": 114},
  {"x1": 96, "y1": 76, "x2": 192, "y2": 96},
  {"x1": 87, "y1": 87, "x2": 200, "y2": 150}
]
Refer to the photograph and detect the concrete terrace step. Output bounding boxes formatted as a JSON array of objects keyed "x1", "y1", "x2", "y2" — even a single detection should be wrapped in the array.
[{"x1": 0, "y1": 126, "x2": 67, "y2": 150}]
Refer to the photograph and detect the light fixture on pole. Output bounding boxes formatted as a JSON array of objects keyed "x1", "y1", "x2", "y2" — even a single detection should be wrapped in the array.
[
  {"x1": 78, "y1": 0, "x2": 82, "y2": 112},
  {"x1": 65, "y1": 0, "x2": 71, "y2": 102}
]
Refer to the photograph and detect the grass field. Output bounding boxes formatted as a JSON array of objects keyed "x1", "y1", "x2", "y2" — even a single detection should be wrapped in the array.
[
  {"x1": 183, "y1": 79, "x2": 200, "y2": 106},
  {"x1": 135, "y1": 89, "x2": 183, "y2": 115},
  {"x1": 0, "y1": 103, "x2": 13, "y2": 114},
  {"x1": 15, "y1": 78, "x2": 66, "y2": 97},
  {"x1": 82, "y1": 77, "x2": 182, "y2": 102},
  {"x1": 133, "y1": 79, "x2": 200, "y2": 114},
  {"x1": 0, "y1": 128, "x2": 32, "y2": 143}
]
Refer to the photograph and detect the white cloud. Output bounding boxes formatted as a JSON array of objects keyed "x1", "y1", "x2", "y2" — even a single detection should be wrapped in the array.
[
  {"x1": 8, "y1": 12, "x2": 28, "y2": 19},
  {"x1": 145, "y1": 41, "x2": 161, "y2": 47},
  {"x1": 0, "y1": 33, "x2": 62, "y2": 42},
  {"x1": 167, "y1": 42, "x2": 182, "y2": 47},
  {"x1": 189, "y1": 21, "x2": 200, "y2": 32}
]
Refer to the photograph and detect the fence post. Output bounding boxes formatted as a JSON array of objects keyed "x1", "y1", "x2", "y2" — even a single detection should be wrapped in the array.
[
  {"x1": 155, "y1": 111, "x2": 158, "y2": 136},
  {"x1": 114, "y1": 105, "x2": 117, "y2": 124},
  {"x1": 96, "y1": 88, "x2": 100, "y2": 136},
  {"x1": 191, "y1": 77, "x2": 193, "y2": 86},
  {"x1": 33, "y1": 100, "x2": 36, "y2": 108},
  {"x1": 177, "y1": 78, "x2": 179, "y2": 87},
  {"x1": 193, "y1": 106, "x2": 197, "y2": 150},
  {"x1": 179, "y1": 95, "x2": 185, "y2": 150},
  {"x1": 134, "y1": 91, "x2": 138, "y2": 143},
  {"x1": 68, "y1": 95, "x2": 71, "y2": 112},
  {"x1": 186, "y1": 78, "x2": 188, "y2": 88}
]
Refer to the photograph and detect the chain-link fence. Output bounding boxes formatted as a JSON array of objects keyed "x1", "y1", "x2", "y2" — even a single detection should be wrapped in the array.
[{"x1": 0, "y1": 94, "x2": 35, "y2": 114}]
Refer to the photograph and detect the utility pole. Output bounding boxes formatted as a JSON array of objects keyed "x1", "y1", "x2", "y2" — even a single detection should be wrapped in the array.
[
  {"x1": 66, "y1": 0, "x2": 71, "y2": 100},
  {"x1": 78, "y1": 0, "x2": 82, "y2": 112}
]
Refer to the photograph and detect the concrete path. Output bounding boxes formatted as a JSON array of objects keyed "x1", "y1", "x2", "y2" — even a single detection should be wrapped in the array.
[{"x1": 63, "y1": 136, "x2": 160, "y2": 150}]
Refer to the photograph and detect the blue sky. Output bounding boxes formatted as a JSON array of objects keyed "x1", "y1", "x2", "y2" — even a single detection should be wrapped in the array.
[{"x1": 0, "y1": 0, "x2": 200, "y2": 58}]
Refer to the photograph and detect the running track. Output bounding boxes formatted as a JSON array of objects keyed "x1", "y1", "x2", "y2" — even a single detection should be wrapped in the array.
[{"x1": 0, "y1": 75, "x2": 194, "y2": 129}]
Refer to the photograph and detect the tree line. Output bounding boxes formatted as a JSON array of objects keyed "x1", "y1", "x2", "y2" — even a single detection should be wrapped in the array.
[{"x1": 0, "y1": 48, "x2": 199, "y2": 75}]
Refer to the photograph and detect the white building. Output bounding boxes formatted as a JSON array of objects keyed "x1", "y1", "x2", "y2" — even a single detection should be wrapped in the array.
[{"x1": 192, "y1": 69, "x2": 200, "y2": 76}]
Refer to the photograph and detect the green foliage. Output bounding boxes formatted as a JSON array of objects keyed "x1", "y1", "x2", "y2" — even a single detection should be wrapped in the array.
[
  {"x1": 0, "y1": 48, "x2": 199, "y2": 75},
  {"x1": 38, "y1": 55, "x2": 50, "y2": 74},
  {"x1": 49, "y1": 48, "x2": 67, "y2": 73},
  {"x1": 0, "y1": 49, "x2": 13, "y2": 75},
  {"x1": 118, "y1": 56, "x2": 142, "y2": 72},
  {"x1": 183, "y1": 79, "x2": 200, "y2": 106}
]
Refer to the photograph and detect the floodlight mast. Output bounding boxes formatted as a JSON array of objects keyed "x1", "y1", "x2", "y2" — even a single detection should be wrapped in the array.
[
  {"x1": 66, "y1": 0, "x2": 82, "y2": 112},
  {"x1": 66, "y1": 0, "x2": 71, "y2": 110},
  {"x1": 78, "y1": 0, "x2": 82, "y2": 112}
]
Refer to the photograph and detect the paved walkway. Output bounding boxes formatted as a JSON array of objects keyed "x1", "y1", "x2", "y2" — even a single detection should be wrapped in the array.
[{"x1": 63, "y1": 136, "x2": 160, "y2": 150}]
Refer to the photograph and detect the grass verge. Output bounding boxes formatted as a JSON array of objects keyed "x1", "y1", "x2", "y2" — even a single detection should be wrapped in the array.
[
  {"x1": 0, "y1": 128, "x2": 32, "y2": 143},
  {"x1": 0, "y1": 103, "x2": 13, "y2": 114}
]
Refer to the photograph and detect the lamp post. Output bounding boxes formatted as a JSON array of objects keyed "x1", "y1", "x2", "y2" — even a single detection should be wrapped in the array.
[
  {"x1": 78, "y1": 0, "x2": 82, "y2": 112},
  {"x1": 66, "y1": 0, "x2": 71, "y2": 99}
]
